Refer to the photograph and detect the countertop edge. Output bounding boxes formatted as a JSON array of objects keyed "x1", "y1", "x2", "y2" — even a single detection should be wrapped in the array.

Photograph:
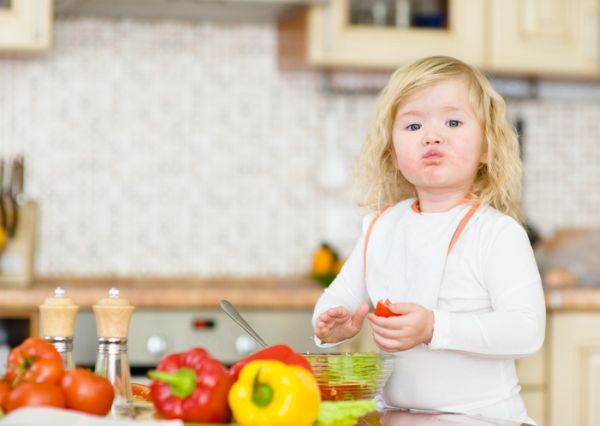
[
  {"x1": 2, "y1": 276, "x2": 600, "y2": 311},
  {"x1": 0, "y1": 275, "x2": 326, "y2": 310}
]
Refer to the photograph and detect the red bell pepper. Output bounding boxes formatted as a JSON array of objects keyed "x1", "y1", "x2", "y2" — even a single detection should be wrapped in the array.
[
  {"x1": 229, "y1": 344, "x2": 312, "y2": 380},
  {"x1": 374, "y1": 299, "x2": 401, "y2": 318},
  {"x1": 5, "y1": 337, "x2": 64, "y2": 387},
  {"x1": 148, "y1": 347, "x2": 234, "y2": 423}
]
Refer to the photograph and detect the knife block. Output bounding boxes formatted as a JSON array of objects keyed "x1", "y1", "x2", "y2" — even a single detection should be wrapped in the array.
[{"x1": 0, "y1": 200, "x2": 38, "y2": 288}]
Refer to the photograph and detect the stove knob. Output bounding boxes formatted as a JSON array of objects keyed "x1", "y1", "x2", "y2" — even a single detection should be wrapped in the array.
[
  {"x1": 146, "y1": 334, "x2": 168, "y2": 358},
  {"x1": 235, "y1": 335, "x2": 257, "y2": 356}
]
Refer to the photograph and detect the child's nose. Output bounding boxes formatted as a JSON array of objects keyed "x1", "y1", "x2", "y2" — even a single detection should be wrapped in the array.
[
  {"x1": 421, "y1": 123, "x2": 444, "y2": 145},
  {"x1": 423, "y1": 132, "x2": 443, "y2": 145}
]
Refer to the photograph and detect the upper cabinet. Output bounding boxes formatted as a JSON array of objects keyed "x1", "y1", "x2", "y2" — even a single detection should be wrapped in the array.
[
  {"x1": 489, "y1": 0, "x2": 599, "y2": 76},
  {"x1": 279, "y1": 0, "x2": 600, "y2": 77},
  {"x1": 279, "y1": 0, "x2": 485, "y2": 70},
  {"x1": 0, "y1": 0, "x2": 53, "y2": 53}
]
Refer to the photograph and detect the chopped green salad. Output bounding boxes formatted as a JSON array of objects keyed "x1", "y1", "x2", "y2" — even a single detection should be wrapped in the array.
[
  {"x1": 316, "y1": 400, "x2": 377, "y2": 426},
  {"x1": 323, "y1": 353, "x2": 385, "y2": 386}
]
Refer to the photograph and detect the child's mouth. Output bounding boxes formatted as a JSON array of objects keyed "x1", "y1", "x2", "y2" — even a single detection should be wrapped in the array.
[{"x1": 422, "y1": 149, "x2": 443, "y2": 160}]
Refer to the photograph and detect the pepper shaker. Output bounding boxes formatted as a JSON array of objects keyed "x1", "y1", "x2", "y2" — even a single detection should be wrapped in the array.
[
  {"x1": 39, "y1": 286, "x2": 79, "y2": 369},
  {"x1": 93, "y1": 287, "x2": 135, "y2": 417}
]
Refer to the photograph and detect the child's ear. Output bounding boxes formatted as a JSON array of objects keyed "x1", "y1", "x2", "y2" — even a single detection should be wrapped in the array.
[
  {"x1": 388, "y1": 145, "x2": 399, "y2": 169},
  {"x1": 480, "y1": 151, "x2": 488, "y2": 164},
  {"x1": 479, "y1": 144, "x2": 488, "y2": 164}
]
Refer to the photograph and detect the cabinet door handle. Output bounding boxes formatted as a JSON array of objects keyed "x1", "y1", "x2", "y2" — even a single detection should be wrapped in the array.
[
  {"x1": 32, "y1": 0, "x2": 44, "y2": 40},
  {"x1": 321, "y1": 1, "x2": 336, "y2": 53},
  {"x1": 584, "y1": 6, "x2": 598, "y2": 62}
]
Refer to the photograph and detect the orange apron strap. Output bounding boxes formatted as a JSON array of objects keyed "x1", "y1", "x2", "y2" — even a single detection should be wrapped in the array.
[
  {"x1": 363, "y1": 202, "x2": 481, "y2": 279},
  {"x1": 447, "y1": 203, "x2": 480, "y2": 255},
  {"x1": 363, "y1": 206, "x2": 390, "y2": 277}
]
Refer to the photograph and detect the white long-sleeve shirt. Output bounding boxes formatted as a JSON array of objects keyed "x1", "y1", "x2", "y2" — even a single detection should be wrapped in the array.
[{"x1": 312, "y1": 200, "x2": 546, "y2": 424}]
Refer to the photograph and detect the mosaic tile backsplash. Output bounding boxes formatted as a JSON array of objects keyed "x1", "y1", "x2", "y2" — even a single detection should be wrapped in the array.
[{"x1": 0, "y1": 19, "x2": 599, "y2": 276}]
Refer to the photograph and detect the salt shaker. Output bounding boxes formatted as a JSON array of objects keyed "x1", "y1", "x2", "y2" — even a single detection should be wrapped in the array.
[
  {"x1": 39, "y1": 286, "x2": 79, "y2": 369},
  {"x1": 93, "y1": 287, "x2": 135, "y2": 417}
]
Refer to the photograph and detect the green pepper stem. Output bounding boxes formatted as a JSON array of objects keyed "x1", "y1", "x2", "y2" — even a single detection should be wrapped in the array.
[
  {"x1": 148, "y1": 367, "x2": 197, "y2": 398},
  {"x1": 252, "y1": 368, "x2": 274, "y2": 407}
]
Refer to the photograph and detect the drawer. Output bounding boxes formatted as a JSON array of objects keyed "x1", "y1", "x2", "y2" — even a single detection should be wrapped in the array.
[
  {"x1": 516, "y1": 344, "x2": 546, "y2": 386},
  {"x1": 522, "y1": 389, "x2": 546, "y2": 426}
]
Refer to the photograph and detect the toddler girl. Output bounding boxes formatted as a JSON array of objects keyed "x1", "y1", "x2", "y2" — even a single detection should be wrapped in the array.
[{"x1": 312, "y1": 56, "x2": 546, "y2": 424}]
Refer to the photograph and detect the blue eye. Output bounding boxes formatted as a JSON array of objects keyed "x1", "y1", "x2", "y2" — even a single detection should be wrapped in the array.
[
  {"x1": 447, "y1": 120, "x2": 461, "y2": 127},
  {"x1": 406, "y1": 123, "x2": 421, "y2": 131}
]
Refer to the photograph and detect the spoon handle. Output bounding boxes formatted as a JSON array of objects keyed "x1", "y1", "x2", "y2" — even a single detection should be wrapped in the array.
[{"x1": 220, "y1": 300, "x2": 268, "y2": 348}]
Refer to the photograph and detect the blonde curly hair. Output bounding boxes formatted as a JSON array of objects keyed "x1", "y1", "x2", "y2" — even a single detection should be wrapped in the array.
[{"x1": 355, "y1": 56, "x2": 523, "y2": 222}]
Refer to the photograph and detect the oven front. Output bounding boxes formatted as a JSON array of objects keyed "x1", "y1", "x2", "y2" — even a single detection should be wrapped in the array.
[{"x1": 73, "y1": 309, "x2": 333, "y2": 382}]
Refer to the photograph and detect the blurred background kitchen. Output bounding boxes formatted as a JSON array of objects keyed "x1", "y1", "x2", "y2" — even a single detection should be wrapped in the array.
[{"x1": 1, "y1": 1, "x2": 600, "y2": 425}]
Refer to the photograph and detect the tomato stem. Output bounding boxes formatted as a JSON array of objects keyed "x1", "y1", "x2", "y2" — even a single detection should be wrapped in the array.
[{"x1": 11, "y1": 357, "x2": 32, "y2": 387}]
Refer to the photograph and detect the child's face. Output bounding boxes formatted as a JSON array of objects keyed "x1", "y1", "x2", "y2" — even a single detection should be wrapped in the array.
[{"x1": 391, "y1": 77, "x2": 486, "y2": 198}]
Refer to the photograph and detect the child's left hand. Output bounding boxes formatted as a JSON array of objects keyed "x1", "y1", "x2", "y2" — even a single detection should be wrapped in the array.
[{"x1": 367, "y1": 302, "x2": 434, "y2": 352}]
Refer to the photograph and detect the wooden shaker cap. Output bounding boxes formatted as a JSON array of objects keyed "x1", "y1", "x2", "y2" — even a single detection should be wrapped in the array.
[
  {"x1": 93, "y1": 288, "x2": 135, "y2": 339},
  {"x1": 39, "y1": 287, "x2": 80, "y2": 337}
]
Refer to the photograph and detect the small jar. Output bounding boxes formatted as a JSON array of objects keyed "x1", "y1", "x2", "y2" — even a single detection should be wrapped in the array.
[
  {"x1": 39, "y1": 286, "x2": 79, "y2": 370},
  {"x1": 93, "y1": 287, "x2": 135, "y2": 418}
]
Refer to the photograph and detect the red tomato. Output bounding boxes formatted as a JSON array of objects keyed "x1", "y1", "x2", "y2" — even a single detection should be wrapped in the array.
[
  {"x1": 5, "y1": 337, "x2": 64, "y2": 386},
  {"x1": 60, "y1": 368, "x2": 114, "y2": 416},
  {"x1": 3, "y1": 382, "x2": 65, "y2": 413},
  {"x1": 0, "y1": 380, "x2": 11, "y2": 407},
  {"x1": 374, "y1": 299, "x2": 400, "y2": 317}
]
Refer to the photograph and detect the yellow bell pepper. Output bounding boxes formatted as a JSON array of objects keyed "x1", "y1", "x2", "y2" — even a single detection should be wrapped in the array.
[
  {"x1": 312, "y1": 243, "x2": 337, "y2": 276},
  {"x1": 228, "y1": 360, "x2": 320, "y2": 426}
]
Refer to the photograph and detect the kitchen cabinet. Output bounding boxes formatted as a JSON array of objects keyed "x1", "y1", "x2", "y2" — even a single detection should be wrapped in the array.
[
  {"x1": 548, "y1": 312, "x2": 600, "y2": 426},
  {"x1": 488, "y1": 0, "x2": 599, "y2": 76},
  {"x1": 0, "y1": 0, "x2": 52, "y2": 53},
  {"x1": 516, "y1": 343, "x2": 547, "y2": 426},
  {"x1": 279, "y1": 0, "x2": 600, "y2": 77},
  {"x1": 278, "y1": 0, "x2": 486, "y2": 70}
]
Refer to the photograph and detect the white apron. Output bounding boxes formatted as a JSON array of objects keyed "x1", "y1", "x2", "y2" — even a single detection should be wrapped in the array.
[
  {"x1": 364, "y1": 199, "x2": 479, "y2": 309},
  {"x1": 362, "y1": 200, "x2": 534, "y2": 424}
]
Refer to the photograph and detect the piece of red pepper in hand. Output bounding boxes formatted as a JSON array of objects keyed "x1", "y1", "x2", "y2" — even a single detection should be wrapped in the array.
[
  {"x1": 374, "y1": 299, "x2": 402, "y2": 318},
  {"x1": 5, "y1": 337, "x2": 64, "y2": 387},
  {"x1": 229, "y1": 344, "x2": 313, "y2": 380},
  {"x1": 148, "y1": 347, "x2": 234, "y2": 424}
]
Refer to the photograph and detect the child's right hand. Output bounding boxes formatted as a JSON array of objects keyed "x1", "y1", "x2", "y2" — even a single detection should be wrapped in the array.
[{"x1": 315, "y1": 304, "x2": 369, "y2": 343}]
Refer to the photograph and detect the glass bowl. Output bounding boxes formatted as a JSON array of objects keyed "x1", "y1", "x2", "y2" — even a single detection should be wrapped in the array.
[{"x1": 305, "y1": 352, "x2": 394, "y2": 401}]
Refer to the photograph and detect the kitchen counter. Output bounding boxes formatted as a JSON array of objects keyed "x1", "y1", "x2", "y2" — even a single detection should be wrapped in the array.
[
  {"x1": 0, "y1": 276, "x2": 326, "y2": 311},
  {"x1": 361, "y1": 410, "x2": 532, "y2": 426},
  {"x1": 0, "y1": 407, "x2": 533, "y2": 426},
  {"x1": 1, "y1": 275, "x2": 600, "y2": 312},
  {"x1": 193, "y1": 409, "x2": 531, "y2": 426},
  {"x1": 544, "y1": 287, "x2": 600, "y2": 311},
  {"x1": 186, "y1": 410, "x2": 532, "y2": 426}
]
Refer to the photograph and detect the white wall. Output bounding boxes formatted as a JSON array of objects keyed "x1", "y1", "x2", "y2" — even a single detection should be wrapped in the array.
[{"x1": 0, "y1": 19, "x2": 598, "y2": 276}]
